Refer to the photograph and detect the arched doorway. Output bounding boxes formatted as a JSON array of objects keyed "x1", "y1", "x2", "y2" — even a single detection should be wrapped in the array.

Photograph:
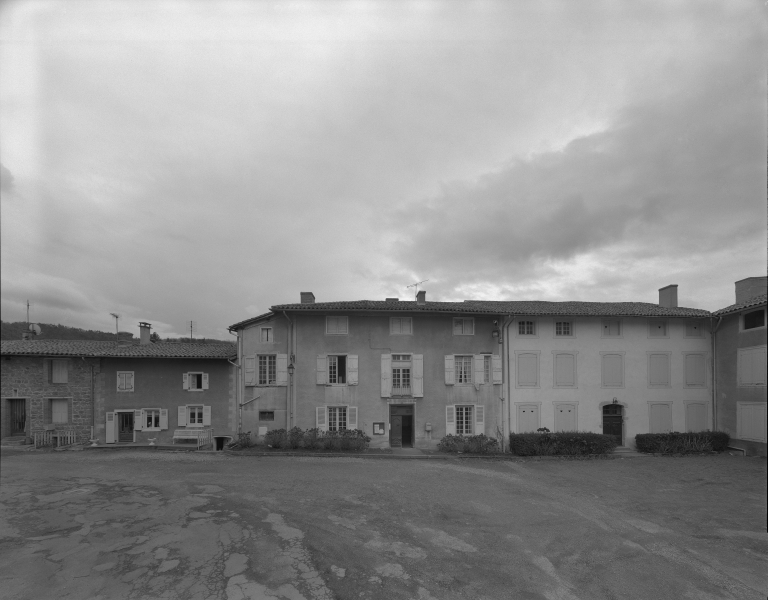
[{"x1": 602, "y1": 404, "x2": 624, "y2": 446}]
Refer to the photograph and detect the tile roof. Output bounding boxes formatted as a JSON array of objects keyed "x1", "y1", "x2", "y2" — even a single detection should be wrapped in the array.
[
  {"x1": 261, "y1": 299, "x2": 711, "y2": 318},
  {"x1": 713, "y1": 293, "x2": 767, "y2": 317},
  {"x1": 0, "y1": 340, "x2": 236, "y2": 359},
  {"x1": 228, "y1": 311, "x2": 277, "y2": 331}
]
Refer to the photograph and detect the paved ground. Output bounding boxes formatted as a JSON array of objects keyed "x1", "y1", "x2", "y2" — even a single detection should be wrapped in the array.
[{"x1": 0, "y1": 450, "x2": 766, "y2": 600}]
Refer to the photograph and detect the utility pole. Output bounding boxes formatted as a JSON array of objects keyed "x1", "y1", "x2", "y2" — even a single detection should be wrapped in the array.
[{"x1": 110, "y1": 313, "x2": 120, "y2": 346}]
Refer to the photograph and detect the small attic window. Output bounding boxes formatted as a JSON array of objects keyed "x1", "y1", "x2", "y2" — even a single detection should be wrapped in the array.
[{"x1": 743, "y1": 309, "x2": 765, "y2": 330}]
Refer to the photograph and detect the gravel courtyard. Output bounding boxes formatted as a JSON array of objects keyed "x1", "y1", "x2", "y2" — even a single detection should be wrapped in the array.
[{"x1": 0, "y1": 450, "x2": 766, "y2": 600}]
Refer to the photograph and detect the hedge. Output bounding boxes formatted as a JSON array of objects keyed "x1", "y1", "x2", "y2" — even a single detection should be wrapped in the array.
[
  {"x1": 509, "y1": 431, "x2": 617, "y2": 456},
  {"x1": 262, "y1": 427, "x2": 371, "y2": 452},
  {"x1": 635, "y1": 431, "x2": 730, "y2": 454},
  {"x1": 437, "y1": 434, "x2": 500, "y2": 454}
]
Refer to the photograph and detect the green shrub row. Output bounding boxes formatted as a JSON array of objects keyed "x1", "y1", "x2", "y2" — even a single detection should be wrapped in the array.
[
  {"x1": 262, "y1": 427, "x2": 371, "y2": 452},
  {"x1": 635, "y1": 431, "x2": 730, "y2": 454},
  {"x1": 509, "y1": 431, "x2": 618, "y2": 456},
  {"x1": 437, "y1": 434, "x2": 500, "y2": 454}
]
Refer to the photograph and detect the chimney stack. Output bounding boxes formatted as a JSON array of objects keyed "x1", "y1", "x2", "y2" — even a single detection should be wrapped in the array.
[
  {"x1": 139, "y1": 322, "x2": 152, "y2": 345},
  {"x1": 658, "y1": 285, "x2": 678, "y2": 308},
  {"x1": 416, "y1": 290, "x2": 426, "y2": 305},
  {"x1": 735, "y1": 277, "x2": 768, "y2": 304},
  {"x1": 300, "y1": 292, "x2": 315, "y2": 304}
]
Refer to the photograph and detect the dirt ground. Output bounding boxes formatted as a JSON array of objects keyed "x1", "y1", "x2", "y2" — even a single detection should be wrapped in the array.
[{"x1": 0, "y1": 450, "x2": 766, "y2": 600}]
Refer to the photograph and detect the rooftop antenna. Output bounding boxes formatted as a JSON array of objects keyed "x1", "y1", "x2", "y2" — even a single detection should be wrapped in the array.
[
  {"x1": 406, "y1": 279, "x2": 429, "y2": 299},
  {"x1": 189, "y1": 321, "x2": 196, "y2": 342},
  {"x1": 110, "y1": 313, "x2": 120, "y2": 346},
  {"x1": 24, "y1": 301, "x2": 41, "y2": 337},
  {"x1": 26, "y1": 300, "x2": 30, "y2": 325}
]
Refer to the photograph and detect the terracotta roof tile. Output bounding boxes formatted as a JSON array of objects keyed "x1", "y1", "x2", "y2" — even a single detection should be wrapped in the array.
[
  {"x1": 1, "y1": 340, "x2": 236, "y2": 359},
  {"x1": 713, "y1": 293, "x2": 767, "y2": 316}
]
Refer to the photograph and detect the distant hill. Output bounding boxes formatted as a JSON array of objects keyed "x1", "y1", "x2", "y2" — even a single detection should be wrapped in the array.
[{"x1": 1, "y1": 321, "x2": 230, "y2": 343}]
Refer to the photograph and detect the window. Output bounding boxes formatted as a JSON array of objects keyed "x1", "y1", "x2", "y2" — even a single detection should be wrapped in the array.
[
  {"x1": 258, "y1": 355, "x2": 277, "y2": 385},
  {"x1": 743, "y1": 309, "x2": 766, "y2": 330},
  {"x1": 186, "y1": 372, "x2": 207, "y2": 391},
  {"x1": 328, "y1": 406, "x2": 347, "y2": 431},
  {"x1": 649, "y1": 319, "x2": 668, "y2": 337},
  {"x1": 391, "y1": 354, "x2": 412, "y2": 395},
  {"x1": 518, "y1": 321, "x2": 536, "y2": 336},
  {"x1": 483, "y1": 355, "x2": 491, "y2": 383},
  {"x1": 390, "y1": 317, "x2": 413, "y2": 335},
  {"x1": 601, "y1": 352, "x2": 625, "y2": 388},
  {"x1": 326, "y1": 316, "x2": 348, "y2": 335},
  {"x1": 188, "y1": 405, "x2": 204, "y2": 425},
  {"x1": 455, "y1": 355, "x2": 473, "y2": 384},
  {"x1": 648, "y1": 353, "x2": 671, "y2": 388},
  {"x1": 50, "y1": 359, "x2": 68, "y2": 383},
  {"x1": 685, "y1": 320, "x2": 704, "y2": 337},
  {"x1": 328, "y1": 355, "x2": 347, "y2": 384},
  {"x1": 260, "y1": 327, "x2": 273, "y2": 342},
  {"x1": 51, "y1": 399, "x2": 68, "y2": 424},
  {"x1": 684, "y1": 353, "x2": 706, "y2": 388},
  {"x1": 737, "y1": 403, "x2": 767, "y2": 442},
  {"x1": 455, "y1": 405, "x2": 474, "y2": 435},
  {"x1": 145, "y1": 409, "x2": 160, "y2": 429},
  {"x1": 738, "y1": 346, "x2": 767, "y2": 386},
  {"x1": 117, "y1": 371, "x2": 134, "y2": 392},
  {"x1": 649, "y1": 402, "x2": 673, "y2": 434},
  {"x1": 602, "y1": 319, "x2": 622, "y2": 337},
  {"x1": 453, "y1": 318, "x2": 474, "y2": 335},
  {"x1": 555, "y1": 321, "x2": 572, "y2": 337},
  {"x1": 553, "y1": 352, "x2": 577, "y2": 388},
  {"x1": 516, "y1": 352, "x2": 539, "y2": 388},
  {"x1": 259, "y1": 411, "x2": 275, "y2": 421}
]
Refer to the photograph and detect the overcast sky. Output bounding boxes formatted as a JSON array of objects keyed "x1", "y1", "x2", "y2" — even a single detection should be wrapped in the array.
[{"x1": 1, "y1": 1, "x2": 765, "y2": 339}]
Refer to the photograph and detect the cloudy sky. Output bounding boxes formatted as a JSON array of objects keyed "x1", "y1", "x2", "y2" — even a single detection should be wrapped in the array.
[{"x1": 1, "y1": 1, "x2": 765, "y2": 339}]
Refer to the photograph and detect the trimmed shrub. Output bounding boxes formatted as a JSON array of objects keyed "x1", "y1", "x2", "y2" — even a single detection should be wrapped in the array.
[
  {"x1": 635, "y1": 431, "x2": 730, "y2": 454},
  {"x1": 262, "y1": 427, "x2": 371, "y2": 452},
  {"x1": 437, "y1": 434, "x2": 500, "y2": 454},
  {"x1": 509, "y1": 431, "x2": 617, "y2": 456},
  {"x1": 264, "y1": 428, "x2": 288, "y2": 449},
  {"x1": 302, "y1": 427, "x2": 323, "y2": 450}
]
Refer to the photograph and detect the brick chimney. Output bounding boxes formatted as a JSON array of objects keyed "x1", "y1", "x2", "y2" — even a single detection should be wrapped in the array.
[
  {"x1": 658, "y1": 285, "x2": 678, "y2": 308},
  {"x1": 416, "y1": 290, "x2": 426, "y2": 305},
  {"x1": 300, "y1": 292, "x2": 315, "y2": 304},
  {"x1": 139, "y1": 322, "x2": 152, "y2": 345},
  {"x1": 735, "y1": 276, "x2": 768, "y2": 304}
]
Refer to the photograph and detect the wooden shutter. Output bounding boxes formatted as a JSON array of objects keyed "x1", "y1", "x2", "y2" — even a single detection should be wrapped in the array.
[
  {"x1": 517, "y1": 353, "x2": 538, "y2": 387},
  {"x1": 117, "y1": 373, "x2": 125, "y2": 391},
  {"x1": 183, "y1": 373, "x2": 189, "y2": 390},
  {"x1": 43, "y1": 359, "x2": 50, "y2": 384},
  {"x1": 474, "y1": 355, "x2": 485, "y2": 385},
  {"x1": 347, "y1": 406, "x2": 358, "y2": 430},
  {"x1": 43, "y1": 398, "x2": 51, "y2": 424},
  {"x1": 316, "y1": 406, "x2": 328, "y2": 431},
  {"x1": 276, "y1": 354, "x2": 288, "y2": 386},
  {"x1": 178, "y1": 405, "x2": 187, "y2": 427},
  {"x1": 412, "y1": 354, "x2": 424, "y2": 397},
  {"x1": 686, "y1": 403, "x2": 706, "y2": 432},
  {"x1": 52, "y1": 359, "x2": 68, "y2": 383},
  {"x1": 402, "y1": 318, "x2": 412, "y2": 334},
  {"x1": 105, "y1": 412, "x2": 115, "y2": 443},
  {"x1": 649, "y1": 354, "x2": 670, "y2": 386},
  {"x1": 554, "y1": 354, "x2": 575, "y2": 387},
  {"x1": 685, "y1": 354, "x2": 705, "y2": 387},
  {"x1": 474, "y1": 404, "x2": 485, "y2": 435},
  {"x1": 444, "y1": 355, "x2": 455, "y2": 385},
  {"x1": 554, "y1": 404, "x2": 577, "y2": 432},
  {"x1": 159, "y1": 409, "x2": 168, "y2": 430},
  {"x1": 347, "y1": 355, "x2": 359, "y2": 385},
  {"x1": 602, "y1": 354, "x2": 623, "y2": 387},
  {"x1": 244, "y1": 356, "x2": 256, "y2": 386},
  {"x1": 492, "y1": 355, "x2": 503, "y2": 384},
  {"x1": 650, "y1": 404, "x2": 672, "y2": 434},
  {"x1": 202, "y1": 405, "x2": 211, "y2": 426},
  {"x1": 316, "y1": 355, "x2": 327, "y2": 385},
  {"x1": 753, "y1": 347, "x2": 767, "y2": 385},
  {"x1": 445, "y1": 405, "x2": 456, "y2": 435},
  {"x1": 134, "y1": 409, "x2": 143, "y2": 431},
  {"x1": 126, "y1": 372, "x2": 134, "y2": 392},
  {"x1": 202, "y1": 373, "x2": 209, "y2": 390},
  {"x1": 381, "y1": 354, "x2": 392, "y2": 397}
]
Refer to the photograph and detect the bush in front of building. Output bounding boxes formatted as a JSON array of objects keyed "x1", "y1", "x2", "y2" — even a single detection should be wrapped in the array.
[
  {"x1": 261, "y1": 427, "x2": 371, "y2": 452},
  {"x1": 509, "y1": 431, "x2": 617, "y2": 456},
  {"x1": 635, "y1": 431, "x2": 730, "y2": 454},
  {"x1": 438, "y1": 434, "x2": 500, "y2": 454}
]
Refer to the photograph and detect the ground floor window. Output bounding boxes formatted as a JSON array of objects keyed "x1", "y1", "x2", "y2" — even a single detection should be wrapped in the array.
[
  {"x1": 328, "y1": 406, "x2": 347, "y2": 431},
  {"x1": 456, "y1": 405, "x2": 473, "y2": 435},
  {"x1": 51, "y1": 399, "x2": 69, "y2": 424},
  {"x1": 188, "y1": 405, "x2": 204, "y2": 425},
  {"x1": 145, "y1": 409, "x2": 161, "y2": 429},
  {"x1": 259, "y1": 411, "x2": 275, "y2": 421}
]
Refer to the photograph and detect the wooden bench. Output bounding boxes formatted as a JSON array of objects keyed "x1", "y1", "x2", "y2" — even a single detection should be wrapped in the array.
[{"x1": 172, "y1": 428, "x2": 212, "y2": 449}]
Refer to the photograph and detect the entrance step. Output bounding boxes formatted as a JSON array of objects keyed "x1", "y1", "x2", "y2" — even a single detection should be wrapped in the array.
[
  {"x1": 1, "y1": 436, "x2": 28, "y2": 446},
  {"x1": 390, "y1": 447, "x2": 424, "y2": 455},
  {"x1": 614, "y1": 446, "x2": 634, "y2": 453}
]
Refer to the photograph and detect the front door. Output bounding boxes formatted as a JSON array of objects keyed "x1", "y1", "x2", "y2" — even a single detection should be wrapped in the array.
[
  {"x1": 118, "y1": 412, "x2": 134, "y2": 442},
  {"x1": 390, "y1": 415, "x2": 402, "y2": 447},
  {"x1": 389, "y1": 405, "x2": 414, "y2": 448},
  {"x1": 9, "y1": 399, "x2": 26, "y2": 435},
  {"x1": 602, "y1": 404, "x2": 623, "y2": 445}
]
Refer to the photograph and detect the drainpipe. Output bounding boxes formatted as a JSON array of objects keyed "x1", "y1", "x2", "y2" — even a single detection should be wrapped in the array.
[
  {"x1": 228, "y1": 328, "x2": 242, "y2": 434},
  {"x1": 501, "y1": 315, "x2": 515, "y2": 449},
  {"x1": 81, "y1": 356, "x2": 95, "y2": 442},
  {"x1": 710, "y1": 316, "x2": 723, "y2": 430},
  {"x1": 282, "y1": 312, "x2": 293, "y2": 429}
]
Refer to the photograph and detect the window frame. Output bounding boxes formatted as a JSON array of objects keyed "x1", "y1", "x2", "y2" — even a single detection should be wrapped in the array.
[
  {"x1": 600, "y1": 351, "x2": 625, "y2": 388},
  {"x1": 515, "y1": 351, "x2": 541, "y2": 389},
  {"x1": 741, "y1": 307, "x2": 767, "y2": 332},
  {"x1": 648, "y1": 319, "x2": 669, "y2": 338},
  {"x1": 452, "y1": 317, "x2": 475, "y2": 336},
  {"x1": 327, "y1": 405, "x2": 348, "y2": 432},
  {"x1": 258, "y1": 411, "x2": 275, "y2": 421},
  {"x1": 187, "y1": 372, "x2": 204, "y2": 391},
  {"x1": 259, "y1": 326, "x2": 274, "y2": 343},
  {"x1": 454, "y1": 355, "x2": 474, "y2": 385},
  {"x1": 455, "y1": 405, "x2": 474, "y2": 435},
  {"x1": 117, "y1": 371, "x2": 135, "y2": 392},
  {"x1": 327, "y1": 354, "x2": 348, "y2": 386},
  {"x1": 553, "y1": 320, "x2": 574, "y2": 338},
  {"x1": 647, "y1": 400, "x2": 673, "y2": 434},
  {"x1": 737, "y1": 345, "x2": 767, "y2": 387},
  {"x1": 187, "y1": 404, "x2": 204, "y2": 426},
  {"x1": 326, "y1": 316, "x2": 349, "y2": 336},
  {"x1": 144, "y1": 408, "x2": 162, "y2": 431},
  {"x1": 391, "y1": 354, "x2": 413, "y2": 396},
  {"x1": 51, "y1": 398, "x2": 69, "y2": 424},
  {"x1": 50, "y1": 359, "x2": 69, "y2": 384},
  {"x1": 390, "y1": 317, "x2": 413, "y2": 335},
  {"x1": 601, "y1": 319, "x2": 622, "y2": 338},
  {"x1": 257, "y1": 354, "x2": 277, "y2": 386},
  {"x1": 483, "y1": 355, "x2": 491, "y2": 384},
  {"x1": 552, "y1": 351, "x2": 578, "y2": 389},
  {"x1": 647, "y1": 351, "x2": 672, "y2": 389},
  {"x1": 736, "y1": 402, "x2": 767, "y2": 442},
  {"x1": 517, "y1": 320, "x2": 537, "y2": 337},
  {"x1": 682, "y1": 352, "x2": 707, "y2": 388},
  {"x1": 684, "y1": 319, "x2": 705, "y2": 338}
]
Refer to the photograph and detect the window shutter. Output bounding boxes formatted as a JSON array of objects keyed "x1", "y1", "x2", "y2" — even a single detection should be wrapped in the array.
[
  {"x1": 475, "y1": 404, "x2": 485, "y2": 435},
  {"x1": 68, "y1": 398, "x2": 74, "y2": 424},
  {"x1": 474, "y1": 355, "x2": 485, "y2": 385},
  {"x1": 381, "y1": 354, "x2": 392, "y2": 397},
  {"x1": 445, "y1": 355, "x2": 455, "y2": 385},
  {"x1": 650, "y1": 404, "x2": 672, "y2": 434},
  {"x1": 244, "y1": 356, "x2": 256, "y2": 386},
  {"x1": 445, "y1": 405, "x2": 456, "y2": 435},
  {"x1": 685, "y1": 354, "x2": 705, "y2": 387},
  {"x1": 52, "y1": 360, "x2": 68, "y2": 383},
  {"x1": 105, "y1": 412, "x2": 115, "y2": 443},
  {"x1": 347, "y1": 355, "x2": 359, "y2": 385},
  {"x1": 602, "y1": 354, "x2": 623, "y2": 387},
  {"x1": 554, "y1": 354, "x2": 575, "y2": 387},
  {"x1": 412, "y1": 354, "x2": 424, "y2": 397},
  {"x1": 159, "y1": 409, "x2": 168, "y2": 430},
  {"x1": 178, "y1": 405, "x2": 187, "y2": 427},
  {"x1": 276, "y1": 354, "x2": 288, "y2": 386},
  {"x1": 202, "y1": 373, "x2": 209, "y2": 390},
  {"x1": 183, "y1": 373, "x2": 189, "y2": 390},
  {"x1": 134, "y1": 409, "x2": 143, "y2": 431},
  {"x1": 126, "y1": 373, "x2": 135, "y2": 392},
  {"x1": 492, "y1": 356, "x2": 503, "y2": 384},
  {"x1": 43, "y1": 359, "x2": 50, "y2": 384},
  {"x1": 316, "y1": 406, "x2": 328, "y2": 431},
  {"x1": 649, "y1": 354, "x2": 669, "y2": 386},
  {"x1": 117, "y1": 373, "x2": 124, "y2": 391},
  {"x1": 517, "y1": 353, "x2": 538, "y2": 387},
  {"x1": 347, "y1": 406, "x2": 358, "y2": 430},
  {"x1": 316, "y1": 356, "x2": 327, "y2": 385},
  {"x1": 202, "y1": 405, "x2": 211, "y2": 426},
  {"x1": 753, "y1": 347, "x2": 767, "y2": 385}
]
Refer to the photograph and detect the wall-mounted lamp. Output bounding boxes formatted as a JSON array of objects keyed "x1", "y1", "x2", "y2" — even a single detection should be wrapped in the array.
[
  {"x1": 492, "y1": 329, "x2": 500, "y2": 339},
  {"x1": 288, "y1": 363, "x2": 295, "y2": 376}
]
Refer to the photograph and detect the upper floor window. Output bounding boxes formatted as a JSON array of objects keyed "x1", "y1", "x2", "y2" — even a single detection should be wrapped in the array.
[
  {"x1": 390, "y1": 317, "x2": 413, "y2": 335},
  {"x1": 602, "y1": 319, "x2": 622, "y2": 337},
  {"x1": 391, "y1": 354, "x2": 412, "y2": 395},
  {"x1": 328, "y1": 406, "x2": 348, "y2": 431},
  {"x1": 326, "y1": 316, "x2": 348, "y2": 335},
  {"x1": 117, "y1": 371, "x2": 135, "y2": 392},
  {"x1": 260, "y1": 327, "x2": 273, "y2": 343},
  {"x1": 685, "y1": 320, "x2": 704, "y2": 337},
  {"x1": 518, "y1": 321, "x2": 536, "y2": 336},
  {"x1": 455, "y1": 405, "x2": 474, "y2": 435},
  {"x1": 555, "y1": 321, "x2": 572, "y2": 336},
  {"x1": 258, "y1": 355, "x2": 276, "y2": 385},
  {"x1": 649, "y1": 319, "x2": 668, "y2": 337},
  {"x1": 455, "y1": 355, "x2": 473, "y2": 384},
  {"x1": 328, "y1": 355, "x2": 347, "y2": 384},
  {"x1": 184, "y1": 372, "x2": 209, "y2": 391},
  {"x1": 188, "y1": 405, "x2": 204, "y2": 425},
  {"x1": 48, "y1": 359, "x2": 68, "y2": 384},
  {"x1": 483, "y1": 355, "x2": 491, "y2": 383},
  {"x1": 453, "y1": 318, "x2": 474, "y2": 335},
  {"x1": 743, "y1": 309, "x2": 766, "y2": 331}
]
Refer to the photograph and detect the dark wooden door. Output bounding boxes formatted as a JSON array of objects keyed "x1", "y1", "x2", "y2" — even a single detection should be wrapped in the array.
[
  {"x1": 602, "y1": 405, "x2": 623, "y2": 445},
  {"x1": 390, "y1": 416, "x2": 402, "y2": 448},
  {"x1": 118, "y1": 412, "x2": 134, "y2": 442},
  {"x1": 9, "y1": 399, "x2": 26, "y2": 435},
  {"x1": 401, "y1": 415, "x2": 413, "y2": 448}
]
